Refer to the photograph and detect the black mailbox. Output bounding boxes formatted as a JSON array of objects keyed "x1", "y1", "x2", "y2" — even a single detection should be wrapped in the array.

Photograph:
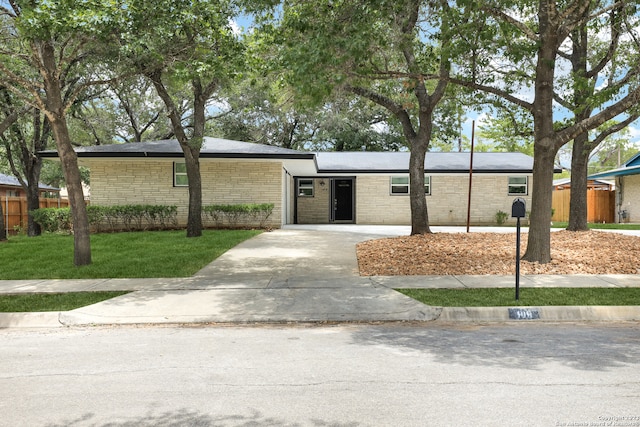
[{"x1": 512, "y1": 198, "x2": 526, "y2": 218}]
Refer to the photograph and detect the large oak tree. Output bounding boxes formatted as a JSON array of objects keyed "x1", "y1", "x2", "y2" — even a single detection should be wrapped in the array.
[
  {"x1": 268, "y1": 0, "x2": 454, "y2": 234},
  {"x1": 0, "y1": 1, "x2": 126, "y2": 265},
  {"x1": 122, "y1": 0, "x2": 247, "y2": 237},
  {"x1": 451, "y1": 0, "x2": 640, "y2": 263}
]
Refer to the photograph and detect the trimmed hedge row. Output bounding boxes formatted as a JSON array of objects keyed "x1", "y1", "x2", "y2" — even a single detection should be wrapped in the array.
[
  {"x1": 31, "y1": 203, "x2": 275, "y2": 233},
  {"x1": 31, "y1": 205, "x2": 178, "y2": 233},
  {"x1": 202, "y1": 203, "x2": 274, "y2": 228}
]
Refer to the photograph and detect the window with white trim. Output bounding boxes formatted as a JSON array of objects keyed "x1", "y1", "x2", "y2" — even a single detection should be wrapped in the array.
[
  {"x1": 297, "y1": 179, "x2": 314, "y2": 197},
  {"x1": 174, "y1": 162, "x2": 188, "y2": 187},
  {"x1": 390, "y1": 176, "x2": 431, "y2": 195},
  {"x1": 508, "y1": 176, "x2": 528, "y2": 195}
]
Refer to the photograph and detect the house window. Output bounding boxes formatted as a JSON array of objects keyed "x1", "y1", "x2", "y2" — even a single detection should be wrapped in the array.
[
  {"x1": 174, "y1": 162, "x2": 188, "y2": 187},
  {"x1": 298, "y1": 179, "x2": 314, "y2": 197},
  {"x1": 508, "y1": 176, "x2": 528, "y2": 195},
  {"x1": 390, "y1": 176, "x2": 431, "y2": 195}
]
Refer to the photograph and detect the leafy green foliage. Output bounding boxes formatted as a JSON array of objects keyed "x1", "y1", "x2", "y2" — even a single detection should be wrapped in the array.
[
  {"x1": 120, "y1": 0, "x2": 245, "y2": 84},
  {"x1": 477, "y1": 109, "x2": 535, "y2": 155},
  {"x1": 31, "y1": 205, "x2": 179, "y2": 233},
  {"x1": 202, "y1": 203, "x2": 274, "y2": 228},
  {"x1": 212, "y1": 76, "x2": 406, "y2": 151}
]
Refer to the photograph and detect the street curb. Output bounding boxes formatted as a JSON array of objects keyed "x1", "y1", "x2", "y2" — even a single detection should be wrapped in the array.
[
  {"x1": 437, "y1": 305, "x2": 640, "y2": 322},
  {"x1": 0, "y1": 312, "x2": 63, "y2": 328},
  {"x1": 2, "y1": 306, "x2": 640, "y2": 328}
]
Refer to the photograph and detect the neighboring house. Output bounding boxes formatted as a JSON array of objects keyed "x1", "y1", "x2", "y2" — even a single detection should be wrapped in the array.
[
  {"x1": 0, "y1": 172, "x2": 60, "y2": 198},
  {"x1": 1, "y1": 172, "x2": 63, "y2": 233},
  {"x1": 40, "y1": 137, "x2": 539, "y2": 227},
  {"x1": 552, "y1": 178, "x2": 614, "y2": 191},
  {"x1": 589, "y1": 153, "x2": 640, "y2": 223}
]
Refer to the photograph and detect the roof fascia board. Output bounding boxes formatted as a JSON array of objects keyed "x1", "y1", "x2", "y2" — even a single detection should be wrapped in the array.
[{"x1": 40, "y1": 151, "x2": 315, "y2": 160}]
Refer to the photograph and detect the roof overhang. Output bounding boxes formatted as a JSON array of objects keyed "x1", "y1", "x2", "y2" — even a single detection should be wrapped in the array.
[
  {"x1": 589, "y1": 165, "x2": 640, "y2": 179},
  {"x1": 40, "y1": 151, "x2": 315, "y2": 161}
]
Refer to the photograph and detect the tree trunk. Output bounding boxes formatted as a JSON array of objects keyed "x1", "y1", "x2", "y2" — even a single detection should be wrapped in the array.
[
  {"x1": 50, "y1": 117, "x2": 92, "y2": 265},
  {"x1": 148, "y1": 72, "x2": 207, "y2": 238},
  {"x1": 522, "y1": 0, "x2": 559, "y2": 264},
  {"x1": 24, "y1": 111, "x2": 47, "y2": 236},
  {"x1": 0, "y1": 196, "x2": 6, "y2": 241},
  {"x1": 522, "y1": 143, "x2": 556, "y2": 263},
  {"x1": 39, "y1": 40, "x2": 91, "y2": 266},
  {"x1": 409, "y1": 134, "x2": 431, "y2": 235},
  {"x1": 567, "y1": 134, "x2": 589, "y2": 231},
  {"x1": 183, "y1": 145, "x2": 203, "y2": 237},
  {"x1": 25, "y1": 175, "x2": 42, "y2": 237}
]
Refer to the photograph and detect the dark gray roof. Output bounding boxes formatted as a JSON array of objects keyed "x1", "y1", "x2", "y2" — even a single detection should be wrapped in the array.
[
  {"x1": 40, "y1": 137, "x2": 314, "y2": 160},
  {"x1": 39, "y1": 137, "x2": 549, "y2": 174},
  {"x1": 315, "y1": 151, "x2": 539, "y2": 173},
  {"x1": 0, "y1": 173, "x2": 59, "y2": 191}
]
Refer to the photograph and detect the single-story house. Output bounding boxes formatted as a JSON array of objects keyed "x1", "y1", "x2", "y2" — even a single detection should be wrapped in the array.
[
  {"x1": 40, "y1": 137, "x2": 539, "y2": 227},
  {"x1": 1, "y1": 172, "x2": 63, "y2": 234},
  {"x1": 0, "y1": 172, "x2": 60, "y2": 198},
  {"x1": 552, "y1": 178, "x2": 614, "y2": 191},
  {"x1": 589, "y1": 152, "x2": 640, "y2": 223}
]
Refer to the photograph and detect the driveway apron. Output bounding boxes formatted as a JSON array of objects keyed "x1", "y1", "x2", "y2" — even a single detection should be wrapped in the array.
[{"x1": 59, "y1": 228, "x2": 439, "y2": 325}]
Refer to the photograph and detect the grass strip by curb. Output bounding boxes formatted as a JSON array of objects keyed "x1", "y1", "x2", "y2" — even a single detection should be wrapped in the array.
[
  {"x1": 396, "y1": 288, "x2": 640, "y2": 307},
  {"x1": 0, "y1": 291, "x2": 131, "y2": 312}
]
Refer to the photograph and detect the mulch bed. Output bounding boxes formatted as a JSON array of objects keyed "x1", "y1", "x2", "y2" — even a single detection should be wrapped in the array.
[{"x1": 356, "y1": 230, "x2": 640, "y2": 276}]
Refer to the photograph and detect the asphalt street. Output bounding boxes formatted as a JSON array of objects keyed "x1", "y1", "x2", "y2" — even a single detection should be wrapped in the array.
[{"x1": 1, "y1": 322, "x2": 639, "y2": 427}]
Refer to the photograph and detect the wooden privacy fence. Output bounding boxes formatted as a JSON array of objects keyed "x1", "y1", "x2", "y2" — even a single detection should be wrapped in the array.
[
  {"x1": 1, "y1": 196, "x2": 69, "y2": 234},
  {"x1": 552, "y1": 189, "x2": 615, "y2": 223}
]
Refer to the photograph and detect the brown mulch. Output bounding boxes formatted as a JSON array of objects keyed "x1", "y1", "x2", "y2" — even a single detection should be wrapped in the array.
[{"x1": 356, "y1": 230, "x2": 640, "y2": 276}]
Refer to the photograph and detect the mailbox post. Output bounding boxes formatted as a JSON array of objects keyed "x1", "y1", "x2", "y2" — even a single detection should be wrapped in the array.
[{"x1": 511, "y1": 198, "x2": 526, "y2": 300}]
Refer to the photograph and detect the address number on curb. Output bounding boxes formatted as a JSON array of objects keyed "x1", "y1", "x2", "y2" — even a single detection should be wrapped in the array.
[{"x1": 508, "y1": 308, "x2": 541, "y2": 320}]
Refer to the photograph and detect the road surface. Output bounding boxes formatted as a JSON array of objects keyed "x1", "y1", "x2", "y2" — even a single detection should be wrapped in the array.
[{"x1": 1, "y1": 322, "x2": 639, "y2": 426}]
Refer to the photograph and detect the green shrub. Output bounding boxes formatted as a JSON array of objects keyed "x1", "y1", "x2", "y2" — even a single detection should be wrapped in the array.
[
  {"x1": 30, "y1": 207, "x2": 72, "y2": 233},
  {"x1": 31, "y1": 205, "x2": 178, "y2": 233},
  {"x1": 202, "y1": 203, "x2": 274, "y2": 228},
  {"x1": 495, "y1": 210, "x2": 509, "y2": 225}
]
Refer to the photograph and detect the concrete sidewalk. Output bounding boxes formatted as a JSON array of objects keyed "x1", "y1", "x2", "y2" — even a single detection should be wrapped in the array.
[{"x1": 1, "y1": 226, "x2": 639, "y2": 328}]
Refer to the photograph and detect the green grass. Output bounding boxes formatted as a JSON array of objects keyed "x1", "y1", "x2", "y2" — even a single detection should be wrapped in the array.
[
  {"x1": 0, "y1": 229, "x2": 260, "y2": 279},
  {"x1": 550, "y1": 222, "x2": 640, "y2": 230},
  {"x1": 0, "y1": 291, "x2": 130, "y2": 312},
  {"x1": 396, "y1": 288, "x2": 640, "y2": 307}
]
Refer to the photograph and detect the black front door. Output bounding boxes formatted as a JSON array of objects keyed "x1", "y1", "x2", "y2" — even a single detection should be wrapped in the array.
[{"x1": 331, "y1": 178, "x2": 354, "y2": 222}]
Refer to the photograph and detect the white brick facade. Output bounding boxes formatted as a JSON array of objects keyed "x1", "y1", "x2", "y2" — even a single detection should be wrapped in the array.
[
  {"x1": 619, "y1": 175, "x2": 640, "y2": 222},
  {"x1": 295, "y1": 174, "x2": 533, "y2": 225},
  {"x1": 89, "y1": 159, "x2": 284, "y2": 227},
  {"x1": 85, "y1": 155, "x2": 533, "y2": 227}
]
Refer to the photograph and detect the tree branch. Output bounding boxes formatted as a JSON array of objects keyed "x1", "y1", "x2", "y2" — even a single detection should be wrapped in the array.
[
  {"x1": 448, "y1": 76, "x2": 534, "y2": 112},
  {"x1": 346, "y1": 84, "x2": 416, "y2": 141}
]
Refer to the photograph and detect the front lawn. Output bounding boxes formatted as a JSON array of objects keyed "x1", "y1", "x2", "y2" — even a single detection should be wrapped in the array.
[
  {"x1": 0, "y1": 229, "x2": 260, "y2": 279},
  {"x1": 397, "y1": 288, "x2": 640, "y2": 307}
]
